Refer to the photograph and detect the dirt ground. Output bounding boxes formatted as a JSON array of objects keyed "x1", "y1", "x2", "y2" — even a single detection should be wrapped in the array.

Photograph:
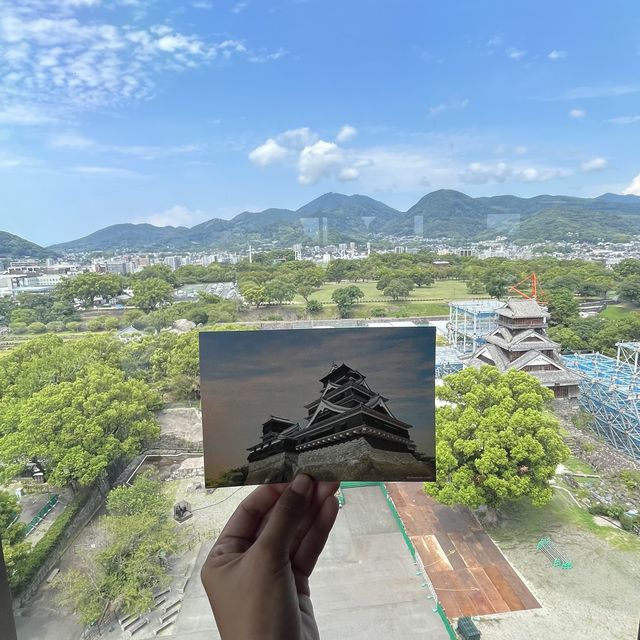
[{"x1": 477, "y1": 491, "x2": 640, "y2": 640}]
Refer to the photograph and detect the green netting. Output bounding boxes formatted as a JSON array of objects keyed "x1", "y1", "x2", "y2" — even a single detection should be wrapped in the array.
[{"x1": 25, "y1": 494, "x2": 59, "y2": 536}]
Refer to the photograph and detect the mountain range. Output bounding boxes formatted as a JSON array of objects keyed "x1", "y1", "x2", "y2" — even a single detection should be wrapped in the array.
[{"x1": 4, "y1": 190, "x2": 640, "y2": 256}]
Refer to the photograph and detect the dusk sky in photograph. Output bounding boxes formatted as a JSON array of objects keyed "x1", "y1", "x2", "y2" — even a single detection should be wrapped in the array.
[
  {"x1": 1, "y1": 1, "x2": 639, "y2": 244},
  {"x1": 199, "y1": 327, "x2": 435, "y2": 479}
]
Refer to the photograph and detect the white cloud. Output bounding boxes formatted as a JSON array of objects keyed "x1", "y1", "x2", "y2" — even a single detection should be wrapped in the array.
[
  {"x1": 138, "y1": 204, "x2": 208, "y2": 227},
  {"x1": 548, "y1": 50, "x2": 567, "y2": 60},
  {"x1": 0, "y1": 105, "x2": 57, "y2": 125},
  {"x1": 73, "y1": 165, "x2": 143, "y2": 177},
  {"x1": 569, "y1": 109, "x2": 586, "y2": 118},
  {"x1": 514, "y1": 145, "x2": 528, "y2": 155},
  {"x1": 608, "y1": 115, "x2": 640, "y2": 125},
  {"x1": 624, "y1": 174, "x2": 640, "y2": 196},
  {"x1": 247, "y1": 48, "x2": 287, "y2": 63},
  {"x1": 0, "y1": 1, "x2": 284, "y2": 121},
  {"x1": 277, "y1": 127, "x2": 318, "y2": 148},
  {"x1": 49, "y1": 133, "x2": 94, "y2": 148},
  {"x1": 338, "y1": 167, "x2": 359, "y2": 181},
  {"x1": 232, "y1": 2, "x2": 248, "y2": 13},
  {"x1": 581, "y1": 157, "x2": 607, "y2": 172},
  {"x1": 49, "y1": 134, "x2": 201, "y2": 159},
  {"x1": 297, "y1": 141, "x2": 345, "y2": 185},
  {"x1": 248, "y1": 138, "x2": 289, "y2": 166},
  {"x1": 429, "y1": 99, "x2": 469, "y2": 116},
  {"x1": 487, "y1": 35, "x2": 502, "y2": 47},
  {"x1": 506, "y1": 47, "x2": 526, "y2": 60},
  {"x1": 550, "y1": 85, "x2": 640, "y2": 100},
  {"x1": 460, "y1": 161, "x2": 566, "y2": 184},
  {"x1": 336, "y1": 125, "x2": 357, "y2": 143}
]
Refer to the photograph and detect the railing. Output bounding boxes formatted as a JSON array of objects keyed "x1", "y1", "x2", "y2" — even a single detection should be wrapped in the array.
[{"x1": 25, "y1": 494, "x2": 59, "y2": 536}]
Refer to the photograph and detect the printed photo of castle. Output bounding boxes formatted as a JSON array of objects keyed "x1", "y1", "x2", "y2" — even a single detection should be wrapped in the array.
[{"x1": 200, "y1": 327, "x2": 436, "y2": 485}]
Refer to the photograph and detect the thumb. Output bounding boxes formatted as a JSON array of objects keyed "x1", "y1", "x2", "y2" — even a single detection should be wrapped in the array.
[{"x1": 257, "y1": 474, "x2": 313, "y2": 556}]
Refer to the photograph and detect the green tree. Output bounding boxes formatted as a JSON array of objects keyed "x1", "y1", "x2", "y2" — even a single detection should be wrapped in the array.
[
  {"x1": 383, "y1": 279, "x2": 413, "y2": 301},
  {"x1": 331, "y1": 285, "x2": 364, "y2": 318},
  {"x1": 409, "y1": 266, "x2": 435, "y2": 287},
  {"x1": 240, "y1": 282, "x2": 268, "y2": 307},
  {"x1": 0, "y1": 344, "x2": 161, "y2": 490},
  {"x1": 0, "y1": 489, "x2": 20, "y2": 530},
  {"x1": 425, "y1": 366, "x2": 569, "y2": 523},
  {"x1": 617, "y1": 277, "x2": 640, "y2": 303},
  {"x1": 613, "y1": 258, "x2": 640, "y2": 280},
  {"x1": 165, "y1": 331, "x2": 200, "y2": 400},
  {"x1": 131, "y1": 264, "x2": 177, "y2": 285},
  {"x1": 263, "y1": 279, "x2": 296, "y2": 305},
  {"x1": 325, "y1": 259, "x2": 348, "y2": 283},
  {"x1": 545, "y1": 289, "x2": 579, "y2": 326},
  {"x1": 466, "y1": 279, "x2": 485, "y2": 295},
  {"x1": 28, "y1": 322, "x2": 47, "y2": 334},
  {"x1": 547, "y1": 326, "x2": 587, "y2": 352},
  {"x1": 56, "y1": 273, "x2": 123, "y2": 308},
  {"x1": 132, "y1": 278, "x2": 175, "y2": 312}
]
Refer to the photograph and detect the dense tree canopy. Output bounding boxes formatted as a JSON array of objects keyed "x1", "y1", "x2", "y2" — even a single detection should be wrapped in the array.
[
  {"x1": 131, "y1": 277, "x2": 175, "y2": 312},
  {"x1": 0, "y1": 335, "x2": 161, "y2": 490},
  {"x1": 56, "y1": 273, "x2": 123, "y2": 308},
  {"x1": 425, "y1": 367, "x2": 569, "y2": 521}
]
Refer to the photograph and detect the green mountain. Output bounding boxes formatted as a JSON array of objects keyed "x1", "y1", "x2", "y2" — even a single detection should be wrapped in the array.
[
  {"x1": 0, "y1": 230, "x2": 55, "y2": 259},
  {"x1": 48, "y1": 223, "x2": 189, "y2": 252},
  {"x1": 45, "y1": 190, "x2": 640, "y2": 251}
]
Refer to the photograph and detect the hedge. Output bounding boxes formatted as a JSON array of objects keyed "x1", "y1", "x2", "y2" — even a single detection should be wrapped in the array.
[
  {"x1": 10, "y1": 489, "x2": 91, "y2": 594},
  {"x1": 588, "y1": 503, "x2": 640, "y2": 533}
]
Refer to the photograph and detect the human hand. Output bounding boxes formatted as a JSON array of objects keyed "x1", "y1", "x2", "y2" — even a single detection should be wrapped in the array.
[{"x1": 201, "y1": 474, "x2": 340, "y2": 640}]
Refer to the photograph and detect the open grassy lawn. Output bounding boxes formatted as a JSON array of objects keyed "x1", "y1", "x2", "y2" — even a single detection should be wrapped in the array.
[
  {"x1": 600, "y1": 304, "x2": 636, "y2": 320},
  {"x1": 294, "y1": 279, "x2": 487, "y2": 305},
  {"x1": 492, "y1": 490, "x2": 640, "y2": 551}
]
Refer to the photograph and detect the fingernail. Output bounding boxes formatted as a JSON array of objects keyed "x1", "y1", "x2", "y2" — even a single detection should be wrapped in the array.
[{"x1": 290, "y1": 473, "x2": 312, "y2": 496}]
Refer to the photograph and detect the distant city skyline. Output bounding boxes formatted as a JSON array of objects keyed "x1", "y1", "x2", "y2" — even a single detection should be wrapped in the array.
[{"x1": 0, "y1": 0, "x2": 639, "y2": 244}]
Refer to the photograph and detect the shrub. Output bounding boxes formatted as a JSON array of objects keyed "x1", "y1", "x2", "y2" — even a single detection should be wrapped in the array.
[
  {"x1": 65, "y1": 321, "x2": 81, "y2": 332},
  {"x1": 9, "y1": 322, "x2": 28, "y2": 334},
  {"x1": 306, "y1": 299, "x2": 323, "y2": 314},
  {"x1": 619, "y1": 469, "x2": 640, "y2": 491},
  {"x1": 10, "y1": 491, "x2": 91, "y2": 593},
  {"x1": 28, "y1": 322, "x2": 47, "y2": 334},
  {"x1": 46, "y1": 321, "x2": 65, "y2": 333},
  {"x1": 370, "y1": 307, "x2": 387, "y2": 318},
  {"x1": 86, "y1": 318, "x2": 105, "y2": 332},
  {"x1": 103, "y1": 316, "x2": 121, "y2": 331}
]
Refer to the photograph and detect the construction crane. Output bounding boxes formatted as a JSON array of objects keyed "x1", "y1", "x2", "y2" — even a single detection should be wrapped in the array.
[{"x1": 508, "y1": 273, "x2": 547, "y2": 302}]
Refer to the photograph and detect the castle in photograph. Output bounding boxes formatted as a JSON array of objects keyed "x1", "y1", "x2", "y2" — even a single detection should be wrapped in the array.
[{"x1": 245, "y1": 363, "x2": 435, "y2": 483}]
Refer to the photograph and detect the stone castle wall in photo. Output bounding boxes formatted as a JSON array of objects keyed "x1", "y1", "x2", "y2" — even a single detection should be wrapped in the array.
[{"x1": 245, "y1": 438, "x2": 434, "y2": 484}]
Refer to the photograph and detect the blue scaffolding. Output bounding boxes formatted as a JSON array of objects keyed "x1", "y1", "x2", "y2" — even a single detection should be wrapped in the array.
[
  {"x1": 436, "y1": 346, "x2": 465, "y2": 379},
  {"x1": 447, "y1": 300, "x2": 502, "y2": 353},
  {"x1": 563, "y1": 344, "x2": 640, "y2": 461}
]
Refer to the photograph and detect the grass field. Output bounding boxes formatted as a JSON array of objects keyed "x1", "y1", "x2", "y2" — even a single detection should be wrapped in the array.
[
  {"x1": 493, "y1": 489, "x2": 640, "y2": 552},
  {"x1": 293, "y1": 279, "x2": 487, "y2": 305},
  {"x1": 600, "y1": 304, "x2": 636, "y2": 319}
]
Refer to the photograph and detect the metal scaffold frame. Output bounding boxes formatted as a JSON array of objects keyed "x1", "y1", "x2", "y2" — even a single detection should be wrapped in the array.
[
  {"x1": 435, "y1": 347, "x2": 465, "y2": 379},
  {"x1": 447, "y1": 299, "x2": 502, "y2": 353},
  {"x1": 562, "y1": 345, "x2": 640, "y2": 461}
]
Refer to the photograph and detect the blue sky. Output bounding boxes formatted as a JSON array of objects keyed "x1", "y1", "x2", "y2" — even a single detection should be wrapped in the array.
[{"x1": 0, "y1": 0, "x2": 639, "y2": 245}]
